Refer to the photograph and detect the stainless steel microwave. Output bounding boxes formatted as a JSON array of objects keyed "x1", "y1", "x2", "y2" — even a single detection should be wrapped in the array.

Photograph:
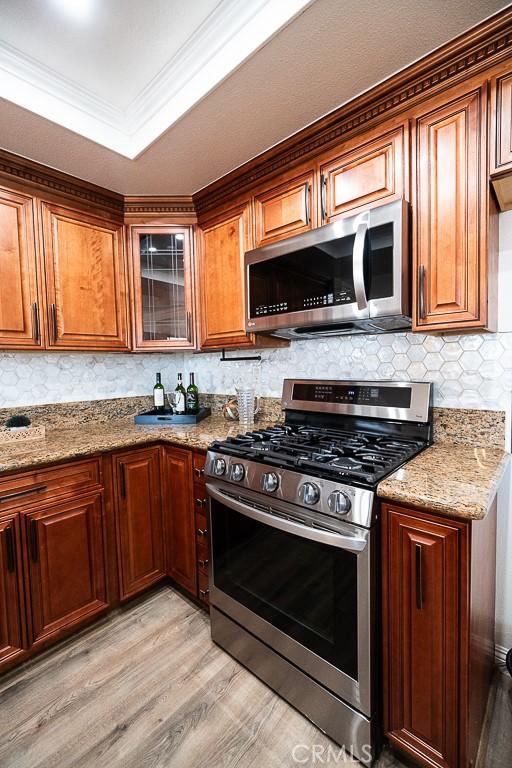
[{"x1": 244, "y1": 198, "x2": 410, "y2": 338}]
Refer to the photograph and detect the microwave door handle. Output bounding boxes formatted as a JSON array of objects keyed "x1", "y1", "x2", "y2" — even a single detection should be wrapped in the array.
[
  {"x1": 206, "y1": 484, "x2": 368, "y2": 553},
  {"x1": 353, "y1": 221, "x2": 369, "y2": 311}
]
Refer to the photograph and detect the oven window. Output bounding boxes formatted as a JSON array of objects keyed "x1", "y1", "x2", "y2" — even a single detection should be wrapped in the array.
[{"x1": 211, "y1": 499, "x2": 359, "y2": 681}]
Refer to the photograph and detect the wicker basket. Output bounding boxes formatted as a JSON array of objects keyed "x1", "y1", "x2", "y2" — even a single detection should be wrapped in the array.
[{"x1": 0, "y1": 425, "x2": 46, "y2": 445}]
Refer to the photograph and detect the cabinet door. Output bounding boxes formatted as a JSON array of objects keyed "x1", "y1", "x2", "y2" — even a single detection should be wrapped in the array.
[
  {"x1": 413, "y1": 86, "x2": 490, "y2": 331},
  {"x1": 198, "y1": 203, "x2": 255, "y2": 349},
  {"x1": 383, "y1": 505, "x2": 464, "y2": 768},
  {"x1": 114, "y1": 448, "x2": 164, "y2": 600},
  {"x1": 319, "y1": 125, "x2": 406, "y2": 222},
  {"x1": 0, "y1": 514, "x2": 26, "y2": 668},
  {"x1": 41, "y1": 202, "x2": 129, "y2": 350},
  {"x1": 25, "y1": 492, "x2": 108, "y2": 645},
  {"x1": 161, "y1": 446, "x2": 197, "y2": 595},
  {"x1": 491, "y1": 72, "x2": 512, "y2": 174},
  {"x1": 130, "y1": 226, "x2": 196, "y2": 350},
  {"x1": 253, "y1": 171, "x2": 314, "y2": 247},
  {"x1": 0, "y1": 188, "x2": 42, "y2": 349}
]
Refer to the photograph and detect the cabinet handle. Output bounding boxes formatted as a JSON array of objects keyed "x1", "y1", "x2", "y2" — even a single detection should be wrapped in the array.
[
  {"x1": 320, "y1": 173, "x2": 327, "y2": 220},
  {"x1": 195, "y1": 498, "x2": 206, "y2": 508},
  {"x1": 197, "y1": 528, "x2": 208, "y2": 537},
  {"x1": 30, "y1": 519, "x2": 38, "y2": 563},
  {"x1": 0, "y1": 484, "x2": 47, "y2": 504},
  {"x1": 119, "y1": 462, "x2": 126, "y2": 499},
  {"x1": 415, "y1": 543, "x2": 423, "y2": 610},
  {"x1": 304, "y1": 181, "x2": 310, "y2": 225},
  {"x1": 418, "y1": 265, "x2": 426, "y2": 321},
  {"x1": 194, "y1": 468, "x2": 205, "y2": 479},
  {"x1": 51, "y1": 303, "x2": 58, "y2": 342},
  {"x1": 4, "y1": 524, "x2": 16, "y2": 573},
  {"x1": 198, "y1": 558, "x2": 209, "y2": 569},
  {"x1": 32, "y1": 302, "x2": 40, "y2": 343},
  {"x1": 186, "y1": 311, "x2": 192, "y2": 342},
  {"x1": 199, "y1": 588, "x2": 210, "y2": 598}
]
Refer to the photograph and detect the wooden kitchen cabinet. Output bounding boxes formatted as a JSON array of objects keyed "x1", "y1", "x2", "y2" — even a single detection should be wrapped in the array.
[
  {"x1": 318, "y1": 123, "x2": 407, "y2": 223},
  {"x1": 253, "y1": 170, "x2": 314, "y2": 246},
  {"x1": 0, "y1": 513, "x2": 26, "y2": 670},
  {"x1": 382, "y1": 501, "x2": 497, "y2": 768},
  {"x1": 412, "y1": 83, "x2": 496, "y2": 332},
  {"x1": 41, "y1": 201, "x2": 129, "y2": 350},
  {"x1": 23, "y1": 491, "x2": 108, "y2": 647},
  {"x1": 161, "y1": 445, "x2": 197, "y2": 596},
  {"x1": 129, "y1": 225, "x2": 196, "y2": 350},
  {"x1": 490, "y1": 71, "x2": 512, "y2": 209},
  {"x1": 113, "y1": 447, "x2": 165, "y2": 600},
  {"x1": 0, "y1": 186, "x2": 43, "y2": 349}
]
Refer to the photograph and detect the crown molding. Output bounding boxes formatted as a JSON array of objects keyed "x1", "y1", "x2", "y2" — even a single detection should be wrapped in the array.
[
  {"x1": 124, "y1": 196, "x2": 197, "y2": 222},
  {"x1": 193, "y1": 6, "x2": 512, "y2": 216}
]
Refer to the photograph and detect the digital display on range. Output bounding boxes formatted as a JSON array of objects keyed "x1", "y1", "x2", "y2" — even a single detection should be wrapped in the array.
[{"x1": 292, "y1": 383, "x2": 412, "y2": 408}]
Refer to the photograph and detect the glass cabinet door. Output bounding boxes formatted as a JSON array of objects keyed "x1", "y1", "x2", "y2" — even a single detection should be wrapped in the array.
[{"x1": 131, "y1": 226, "x2": 195, "y2": 349}]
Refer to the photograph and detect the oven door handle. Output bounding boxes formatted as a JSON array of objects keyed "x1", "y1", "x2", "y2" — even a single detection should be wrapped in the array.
[{"x1": 206, "y1": 485, "x2": 368, "y2": 553}]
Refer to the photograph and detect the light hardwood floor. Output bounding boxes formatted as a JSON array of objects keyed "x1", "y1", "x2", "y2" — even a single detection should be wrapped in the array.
[{"x1": 0, "y1": 586, "x2": 509, "y2": 768}]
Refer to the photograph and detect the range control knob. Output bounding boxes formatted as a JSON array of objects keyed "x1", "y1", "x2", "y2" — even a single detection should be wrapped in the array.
[
  {"x1": 328, "y1": 490, "x2": 351, "y2": 515},
  {"x1": 230, "y1": 463, "x2": 245, "y2": 482},
  {"x1": 299, "y1": 482, "x2": 320, "y2": 505},
  {"x1": 213, "y1": 457, "x2": 226, "y2": 476},
  {"x1": 261, "y1": 472, "x2": 279, "y2": 493}
]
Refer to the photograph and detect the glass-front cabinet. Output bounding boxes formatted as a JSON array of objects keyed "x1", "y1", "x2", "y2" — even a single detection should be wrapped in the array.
[{"x1": 130, "y1": 226, "x2": 195, "y2": 350}]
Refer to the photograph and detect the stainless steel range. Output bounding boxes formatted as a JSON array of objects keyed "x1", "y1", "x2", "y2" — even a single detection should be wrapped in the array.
[{"x1": 205, "y1": 379, "x2": 433, "y2": 765}]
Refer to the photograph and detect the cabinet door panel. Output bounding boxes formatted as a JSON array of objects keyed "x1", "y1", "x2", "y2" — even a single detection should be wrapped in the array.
[
  {"x1": 254, "y1": 172, "x2": 313, "y2": 246},
  {"x1": 0, "y1": 514, "x2": 26, "y2": 668},
  {"x1": 42, "y1": 203, "x2": 129, "y2": 349},
  {"x1": 162, "y1": 446, "x2": 196, "y2": 595},
  {"x1": 25, "y1": 492, "x2": 108, "y2": 644},
  {"x1": 114, "y1": 449, "x2": 164, "y2": 600},
  {"x1": 0, "y1": 188, "x2": 41, "y2": 348},
  {"x1": 383, "y1": 506, "x2": 463, "y2": 768},
  {"x1": 491, "y1": 72, "x2": 512, "y2": 173},
  {"x1": 414, "y1": 88, "x2": 487, "y2": 330}
]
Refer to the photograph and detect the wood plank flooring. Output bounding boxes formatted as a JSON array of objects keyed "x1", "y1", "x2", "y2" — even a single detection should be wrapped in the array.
[{"x1": 0, "y1": 586, "x2": 509, "y2": 768}]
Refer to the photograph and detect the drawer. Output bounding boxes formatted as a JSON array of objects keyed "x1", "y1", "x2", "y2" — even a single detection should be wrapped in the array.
[
  {"x1": 198, "y1": 571, "x2": 210, "y2": 605},
  {"x1": 193, "y1": 453, "x2": 206, "y2": 484},
  {"x1": 0, "y1": 459, "x2": 101, "y2": 512}
]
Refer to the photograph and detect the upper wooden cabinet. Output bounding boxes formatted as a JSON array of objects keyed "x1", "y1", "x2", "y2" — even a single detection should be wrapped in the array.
[
  {"x1": 129, "y1": 225, "x2": 196, "y2": 351},
  {"x1": 0, "y1": 188, "x2": 43, "y2": 349},
  {"x1": 253, "y1": 170, "x2": 314, "y2": 247},
  {"x1": 490, "y1": 71, "x2": 512, "y2": 210},
  {"x1": 318, "y1": 123, "x2": 407, "y2": 223},
  {"x1": 412, "y1": 84, "x2": 496, "y2": 332},
  {"x1": 41, "y1": 202, "x2": 129, "y2": 350}
]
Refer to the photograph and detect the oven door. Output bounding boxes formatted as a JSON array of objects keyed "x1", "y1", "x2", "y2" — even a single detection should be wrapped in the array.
[{"x1": 207, "y1": 483, "x2": 375, "y2": 717}]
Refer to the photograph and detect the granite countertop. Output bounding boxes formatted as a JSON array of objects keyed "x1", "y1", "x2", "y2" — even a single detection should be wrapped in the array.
[{"x1": 377, "y1": 444, "x2": 510, "y2": 521}]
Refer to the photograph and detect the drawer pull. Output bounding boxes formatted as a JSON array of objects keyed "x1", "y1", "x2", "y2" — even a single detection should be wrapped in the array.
[
  {"x1": 195, "y1": 498, "x2": 206, "y2": 508},
  {"x1": 305, "y1": 181, "x2": 310, "y2": 225},
  {"x1": 418, "y1": 265, "x2": 426, "y2": 321},
  {"x1": 320, "y1": 173, "x2": 327, "y2": 220},
  {"x1": 194, "y1": 468, "x2": 205, "y2": 479},
  {"x1": 415, "y1": 543, "x2": 423, "y2": 610},
  {"x1": 0, "y1": 485, "x2": 47, "y2": 504},
  {"x1": 4, "y1": 525, "x2": 16, "y2": 573},
  {"x1": 32, "y1": 301, "x2": 40, "y2": 344},
  {"x1": 199, "y1": 588, "x2": 210, "y2": 598},
  {"x1": 198, "y1": 559, "x2": 209, "y2": 569},
  {"x1": 197, "y1": 528, "x2": 208, "y2": 537},
  {"x1": 30, "y1": 519, "x2": 39, "y2": 563},
  {"x1": 51, "y1": 303, "x2": 58, "y2": 342}
]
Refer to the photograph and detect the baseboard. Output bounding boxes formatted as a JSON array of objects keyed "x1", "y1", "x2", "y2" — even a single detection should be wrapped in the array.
[{"x1": 495, "y1": 644, "x2": 509, "y2": 665}]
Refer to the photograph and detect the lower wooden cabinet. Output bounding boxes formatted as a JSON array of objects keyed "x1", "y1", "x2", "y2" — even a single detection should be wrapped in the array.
[
  {"x1": 161, "y1": 446, "x2": 197, "y2": 596},
  {"x1": 113, "y1": 447, "x2": 165, "y2": 600},
  {"x1": 382, "y1": 502, "x2": 497, "y2": 768},
  {"x1": 23, "y1": 491, "x2": 108, "y2": 646},
  {"x1": 0, "y1": 513, "x2": 26, "y2": 667}
]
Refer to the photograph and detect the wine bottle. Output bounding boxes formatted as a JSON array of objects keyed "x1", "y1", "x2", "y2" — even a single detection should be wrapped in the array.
[
  {"x1": 174, "y1": 373, "x2": 186, "y2": 415},
  {"x1": 153, "y1": 372, "x2": 165, "y2": 413},
  {"x1": 186, "y1": 373, "x2": 199, "y2": 415}
]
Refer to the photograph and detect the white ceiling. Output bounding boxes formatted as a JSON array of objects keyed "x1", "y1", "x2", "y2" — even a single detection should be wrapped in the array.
[{"x1": 0, "y1": 0, "x2": 508, "y2": 195}]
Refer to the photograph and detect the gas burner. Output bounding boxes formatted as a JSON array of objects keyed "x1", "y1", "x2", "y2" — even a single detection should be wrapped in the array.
[{"x1": 331, "y1": 457, "x2": 364, "y2": 471}]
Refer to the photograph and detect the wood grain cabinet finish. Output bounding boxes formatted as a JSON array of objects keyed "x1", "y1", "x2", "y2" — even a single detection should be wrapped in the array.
[
  {"x1": 413, "y1": 85, "x2": 495, "y2": 332},
  {"x1": 0, "y1": 513, "x2": 26, "y2": 668},
  {"x1": 129, "y1": 225, "x2": 196, "y2": 351},
  {"x1": 23, "y1": 491, "x2": 108, "y2": 646},
  {"x1": 113, "y1": 448, "x2": 165, "y2": 600},
  {"x1": 0, "y1": 187, "x2": 42, "y2": 349},
  {"x1": 318, "y1": 124, "x2": 407, "y2": 222},
  {"x1": 491, "y1": 71, "x2": 512, "y2": 174},
  {"x1": 41, "y1": 202, "x2": 129, "y2": 350},
  {"x1": 253, "y1": 171, "x2": 314, "y2": 246},
  {"x1": 161, "y1": 446, "x2": 197, "y2": 596}
]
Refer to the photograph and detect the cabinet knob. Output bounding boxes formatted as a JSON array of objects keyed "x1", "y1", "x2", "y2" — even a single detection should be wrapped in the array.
[
  {"x1": 198, "y1": 559, "x2": 209, "y2": 569},
  {"x1": 199, "y1": 588, "x2": 210, "y2": 598},
  {"x1": 194, "y1": 467, "x2": 205, "y2": 478},
  {"x1": 197, "y1": 528, "x2": 208, "y2": 537}
]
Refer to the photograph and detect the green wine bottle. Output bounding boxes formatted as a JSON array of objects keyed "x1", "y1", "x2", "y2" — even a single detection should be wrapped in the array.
[
  {"x1": 153, "y1": 372, "x2": 165, "y2": 413},
  {"x1": 174, "y1": 373, "x2": 186, "y2": 415},
  {"x1": 186, "y1": 373, "x2": 199, "y2": 415}
]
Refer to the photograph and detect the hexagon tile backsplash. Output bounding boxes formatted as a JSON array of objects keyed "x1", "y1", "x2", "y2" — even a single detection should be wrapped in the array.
[{"x1": 0, "y1": 330, "x2": 511, "y2": 414}]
